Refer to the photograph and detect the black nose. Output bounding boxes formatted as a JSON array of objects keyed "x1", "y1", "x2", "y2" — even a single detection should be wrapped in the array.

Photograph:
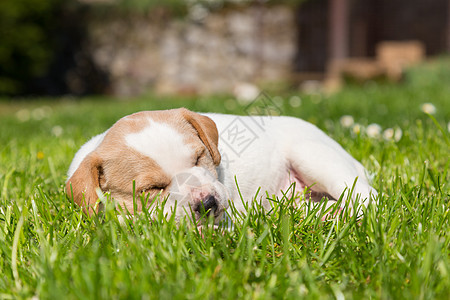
[{"x1": 197, "y1": 195, "x2": 218, "y2": 216}]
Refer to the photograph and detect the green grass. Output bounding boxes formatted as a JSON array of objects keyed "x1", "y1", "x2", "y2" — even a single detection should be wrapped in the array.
[{"x1": 0, "y1": 58, "x2": 449, "y2": 299}]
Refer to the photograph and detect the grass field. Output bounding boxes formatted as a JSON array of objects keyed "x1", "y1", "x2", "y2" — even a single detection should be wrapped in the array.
[{"x1": 0, "y1": 59, "x2": 449, "y2": 299}]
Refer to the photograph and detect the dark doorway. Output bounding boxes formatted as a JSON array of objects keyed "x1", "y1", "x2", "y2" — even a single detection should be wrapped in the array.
[{"x1": 295, "y1": 0, "x2": 329, "y2": 72}]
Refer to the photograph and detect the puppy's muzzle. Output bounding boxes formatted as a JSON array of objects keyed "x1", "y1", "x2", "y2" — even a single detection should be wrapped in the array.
[{"x1": 195, "y1": 195, "x2": 218, "y2": 217}]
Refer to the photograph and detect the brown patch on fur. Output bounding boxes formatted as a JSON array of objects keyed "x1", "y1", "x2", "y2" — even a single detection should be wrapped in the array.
[
  {"x1": 66, "y1": 152, "x2": 103, "y2": 214},
  {"x1": 180, "y1": 108, "x2": 221, "y2": 165},
  {"x1": 99, "y1": 146, "x2": 171, "y2": 210}
]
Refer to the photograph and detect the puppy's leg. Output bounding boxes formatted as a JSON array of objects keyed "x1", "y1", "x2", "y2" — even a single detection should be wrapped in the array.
[{"x1": 287, "y1": 140, "x2": 377, "y2": 212}]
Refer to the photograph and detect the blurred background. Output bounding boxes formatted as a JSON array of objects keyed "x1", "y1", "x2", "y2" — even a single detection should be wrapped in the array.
[{"x1": 0, "y1": 0, "x2": 449, "y2": 98}]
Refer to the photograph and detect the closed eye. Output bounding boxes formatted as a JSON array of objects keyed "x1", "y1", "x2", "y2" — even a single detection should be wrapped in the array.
[
  {"x1": 141, "y1": 185, "x2": 166, "y2": 194},
  {"x1": 194, "y1": 148, "x2": 206, "y2": 166}
]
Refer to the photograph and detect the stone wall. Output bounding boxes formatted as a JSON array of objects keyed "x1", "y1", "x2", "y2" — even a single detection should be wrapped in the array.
[{"x1": 87, "y1": 5, "x2": 296, "y2": 96}]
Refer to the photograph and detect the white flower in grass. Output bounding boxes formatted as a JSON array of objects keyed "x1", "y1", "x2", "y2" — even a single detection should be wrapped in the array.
[
  {"x1": 447, "y1": 121, "x2": 450, "y2": 133},
  {"x1": 340, "y1": 115, "x2": 354, "y2": 128},
  {"x1": 383, "y1": 128, "x2": 394, "y2": 140},
  {"x1": 32, "y1": 106, "x2": 52, "y2": 121},
  {"x1": 16, "y1": 109, "x2": 30, "y2": 122},
  {"x1": 273, "y1": 96, "x2": 284, "y2": 108},
  {"x1": 52, "y1": 125, "x2": 64, "y2": 137},
  {"x1": 382, "y1": 127, "x2": 402, "y2": 142},
  {"x1": 352, "y1": 123, "x2": 361, "y2": 135},
  {"x1": 366, "y1": 123, "x2": 382, "y2": 138},
  {"x1": 394, "y1": 127, "x2": 403, "y2": 142},
  {"x1": 233, "y1": 82, "x2": 260, "y2": 103},
  {"x1": 289, "y1": 96, "x2": 302, "y2": 108},
  {"x1": 421, "y1": 103, "x2": 436, "y2": 114}
]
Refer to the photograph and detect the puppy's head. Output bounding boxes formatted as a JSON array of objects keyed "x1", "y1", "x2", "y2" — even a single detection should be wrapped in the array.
[{"x1": 66, "y1": 108, "x2": 228, "y2": 223}]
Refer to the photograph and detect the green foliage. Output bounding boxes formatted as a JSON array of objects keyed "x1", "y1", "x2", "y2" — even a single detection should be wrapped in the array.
[
  {"x1": 0, "y1": 0, "x2": 63, "y2": 95},
  {"x1": 0, "y1": 61, "x2": 449, "y2": 298},
  {"x1": 106, "y1": 0, "x2": 188, "y2": 16},
  {"x1": 93, "y1": 0, "x2": 306, "y2": 16}
]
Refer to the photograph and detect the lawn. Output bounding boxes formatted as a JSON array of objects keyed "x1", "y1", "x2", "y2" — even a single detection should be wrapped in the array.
[{"x1": 0, "y1": 58, "x2": 449, "y2": 299}]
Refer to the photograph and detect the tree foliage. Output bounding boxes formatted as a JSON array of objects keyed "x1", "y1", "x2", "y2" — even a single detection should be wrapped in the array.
[{"x1": 0, "y1": 0, "x2": 64, "y2": 95}]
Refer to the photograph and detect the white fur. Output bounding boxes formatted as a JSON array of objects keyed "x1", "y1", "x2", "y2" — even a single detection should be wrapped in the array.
[
  {"x1": 125, "y1": 120, "x2": 193, "y2": 176},
  {"x1": 202, "y1": 113, "x2": 377, "y2": 212},
  {"x1": 67, "y1": 131, "x2": 107, "y2": 178}
]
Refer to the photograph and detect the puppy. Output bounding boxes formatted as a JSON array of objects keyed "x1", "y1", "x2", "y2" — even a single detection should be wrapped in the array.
[{"x1": 66, "y1": 108, "x2": 377, "y2": 223}]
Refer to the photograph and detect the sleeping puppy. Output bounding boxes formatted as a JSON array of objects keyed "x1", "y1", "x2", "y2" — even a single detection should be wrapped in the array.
[{"x1": 66, "y1": 108, "x2": 377, "y2": 223}]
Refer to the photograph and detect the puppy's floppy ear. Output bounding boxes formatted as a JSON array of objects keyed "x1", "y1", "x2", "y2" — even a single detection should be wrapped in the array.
[
  {"x1": 65, "y1": 152, "x2": 103, "y2": 214},
  {"x1": 181, "y1": 108, "x2": 221, "y2": 165}
]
